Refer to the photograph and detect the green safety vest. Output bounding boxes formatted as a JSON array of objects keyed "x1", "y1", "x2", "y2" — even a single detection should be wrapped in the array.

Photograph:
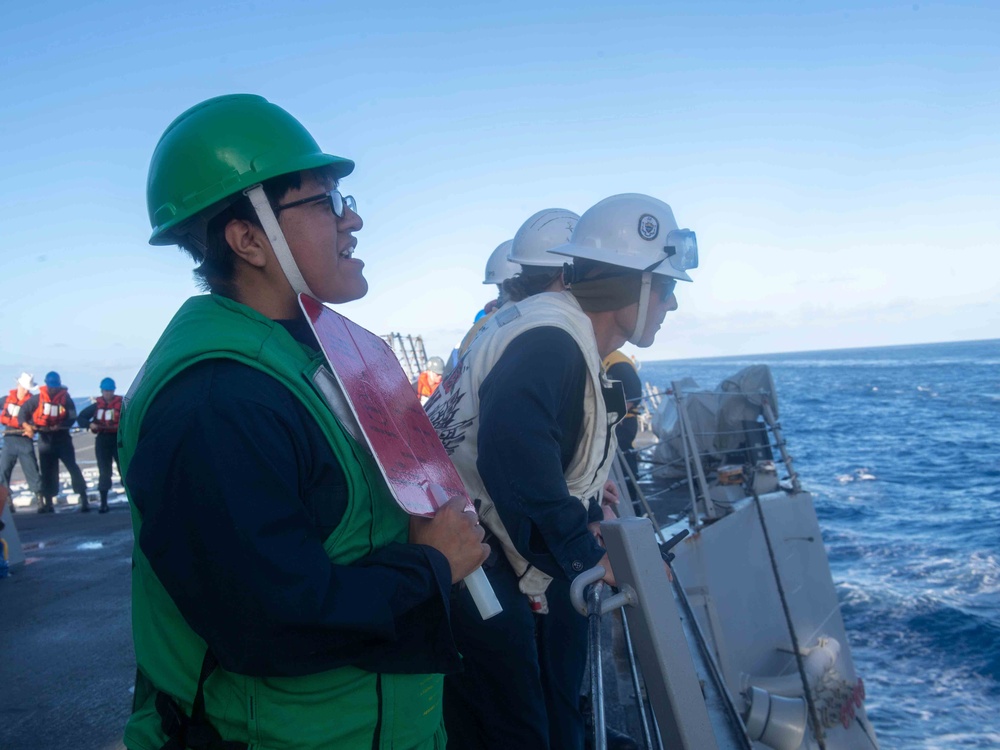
[{"x1": 119, "y1": 294, "x2": 446, "y2": 750}]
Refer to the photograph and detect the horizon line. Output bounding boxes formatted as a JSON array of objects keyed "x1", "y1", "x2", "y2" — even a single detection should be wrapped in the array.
[{"x1": 643, "y1": 336, "x2": 1000, "y2": 365}]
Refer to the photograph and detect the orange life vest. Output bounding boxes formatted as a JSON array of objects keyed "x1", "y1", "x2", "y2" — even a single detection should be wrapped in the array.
[
  {"x1": 417, "y1": 371, "x2": 442, "y2": 399},
  {"x1": 92, "y1": 394, "x2": 122, "y2": 433},
  {"x1": 33, "y1": 386, "x2": 69, "y2": 429},
  {"x1": 1, "y1": 389, "x2": 32, "y2": 429}
]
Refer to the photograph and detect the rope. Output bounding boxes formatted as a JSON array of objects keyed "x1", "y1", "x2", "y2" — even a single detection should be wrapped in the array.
[
  {"x1": 855, "y1": 716, "x2": 880, "y2": 749},
  {"x1": 749, "y1": 480, "x2": 828, "y2": 750}
]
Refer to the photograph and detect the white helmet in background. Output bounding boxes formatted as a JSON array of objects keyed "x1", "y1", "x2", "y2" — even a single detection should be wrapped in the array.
[
  {"x1": 507, "y1": 208, "x2": 580, "y2": 268},
  {"x1": 483, "y1": 240, "x2": 521, "y2": 285},
  {"x1": 548, "y1": 193, "x2": 698, "y2": 345},
  {"x1": 548, "y1": 194, "x2": 697, "y2": 281}
]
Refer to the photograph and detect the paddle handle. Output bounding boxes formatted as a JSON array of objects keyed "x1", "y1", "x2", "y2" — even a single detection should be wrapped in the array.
[
  {"x1": 428, "y1": 483, "x2": 502, "y2": 620},
  {"x1": 465, "y1": 566, "x2": 503, "y2": 620}
]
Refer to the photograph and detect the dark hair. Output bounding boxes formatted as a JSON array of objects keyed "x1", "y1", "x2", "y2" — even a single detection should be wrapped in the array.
[
  {"x1": 501, "y1": 265, "x2": 563, "y2": 302},
  {"x1": 177, "y1": 167, "x2": 337, "y2": 296}
]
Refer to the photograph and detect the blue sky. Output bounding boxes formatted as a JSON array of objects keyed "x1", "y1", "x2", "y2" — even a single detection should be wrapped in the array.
[{"x1": 2, "y1": 0, "x2": 998, "y2": 394}]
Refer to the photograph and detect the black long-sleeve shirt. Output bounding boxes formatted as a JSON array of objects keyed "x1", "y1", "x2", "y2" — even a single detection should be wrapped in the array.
[
  {"x1": 125, "y1": 319, "x2": 458, "y2": 678},
  {"x1": 476, "y1": 327, "x2": 607, "y2": 581},
  {"x1": 76, "y1": 402, "x2": 97, "y2": 430}
]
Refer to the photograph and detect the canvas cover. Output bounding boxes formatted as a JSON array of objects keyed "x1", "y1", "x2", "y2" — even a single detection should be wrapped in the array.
[{"x1": 652, "y1": 365, "x2": 778, "y2": 478}]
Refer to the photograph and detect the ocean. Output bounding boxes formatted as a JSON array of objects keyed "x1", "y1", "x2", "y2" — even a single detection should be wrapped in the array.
[{"x1": 638, "y1": 338, "x2": 1000, "y2": 750}]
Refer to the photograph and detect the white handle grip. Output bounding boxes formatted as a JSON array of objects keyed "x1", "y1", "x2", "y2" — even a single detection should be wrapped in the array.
[
  {"x1": 464, "y1": 566, "x2": 502, "y2": 620},
  {"x1": 428, "y1": 483, "x2": 502, "y2": 620}
]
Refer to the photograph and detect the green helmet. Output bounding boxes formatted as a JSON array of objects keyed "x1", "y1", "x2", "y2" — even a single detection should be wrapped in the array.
[{"x1": 147, "y1": 94, "x2": 354, "y2": 246}]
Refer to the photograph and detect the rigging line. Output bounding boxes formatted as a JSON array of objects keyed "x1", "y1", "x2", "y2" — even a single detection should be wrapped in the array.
[
  {"x1": 855, "y1": 716, "x2": 879, "y2": 750},
  {"x1": 749, "y1": 479, "x2": 828, "y2": 750},
  {"x1": 620, "y1": 608, "x2": 657, "y2": 750}
]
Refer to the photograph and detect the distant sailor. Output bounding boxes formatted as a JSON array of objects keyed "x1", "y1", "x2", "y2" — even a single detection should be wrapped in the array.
[
  {"x1": 77, "y1": 377, "x2": 121, "y2": 513},
  {"x1": 24, "y1": 371, "x2": 89, "y2": 513},
  {"x1": 455, "y1": 210, "x2": 577, "y2": 363},
  {"x1": 120, "y1": 94, "x2": 486, "y2": 750},
  {"x1": 452, "y1": 240, "x2": 522, "y2": 362},
  {"x1": 0, "y1": 372, "x2": 44, "y2": 513},
  {"x1": 426, "y1": 194, "x2": 697, "y2": 749},
  {"x1": 417, "y1": 356, "x2": 446, "y2": 404}
]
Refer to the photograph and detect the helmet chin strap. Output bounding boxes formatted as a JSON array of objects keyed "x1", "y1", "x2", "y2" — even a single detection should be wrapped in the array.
[
  {"x1": 245, "y1": 185, "x2": 317, "y2": 300},
  {"x1": 628, "y1": 271, "x2": 653, "y2": 343}
]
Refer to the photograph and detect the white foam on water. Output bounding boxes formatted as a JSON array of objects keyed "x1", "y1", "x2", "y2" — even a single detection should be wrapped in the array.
[
  {"x1": 968, "y1": 551, "x2": 1000, "y2": 595},
  {"x1": 927, "y1": 734, "x2": 1000, "y2": 750},
  {"x1": 76, "y1": 541, "x2": 104, "y2": 550}
]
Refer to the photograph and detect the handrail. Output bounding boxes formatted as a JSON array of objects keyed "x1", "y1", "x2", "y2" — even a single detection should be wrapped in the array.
[{"x1": 569, "y1": 565, "x2": 637, "y2": 617}]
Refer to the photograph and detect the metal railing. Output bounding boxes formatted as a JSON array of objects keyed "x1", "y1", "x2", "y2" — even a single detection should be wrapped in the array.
[{"x1": 570, "y1": 518, "x2": 754, "y2": 750}]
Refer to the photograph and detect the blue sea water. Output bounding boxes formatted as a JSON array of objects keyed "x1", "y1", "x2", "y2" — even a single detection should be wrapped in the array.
[{"x1": 639, "y1": 339, "x2": 1000, "y2": 750}]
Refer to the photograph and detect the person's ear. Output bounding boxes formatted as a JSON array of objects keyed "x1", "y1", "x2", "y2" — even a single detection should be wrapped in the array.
[{"x1": 224, "y1": 219, "x2": 270, "y2": 269}]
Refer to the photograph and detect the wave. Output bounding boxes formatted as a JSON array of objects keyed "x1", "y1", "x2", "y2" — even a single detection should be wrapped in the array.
[{"x1": 641, "y1": 339, "x2": 1000, "y2": 746}]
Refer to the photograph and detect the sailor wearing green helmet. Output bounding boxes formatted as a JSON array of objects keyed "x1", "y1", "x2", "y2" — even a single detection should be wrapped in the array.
[{"x1": 121, "y1": 95, "x2": 487, "y2": 750}]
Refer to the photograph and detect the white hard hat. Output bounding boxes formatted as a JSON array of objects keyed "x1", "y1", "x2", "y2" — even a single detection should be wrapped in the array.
[
  {"x1": 507, "y1": 208, "x2": 580, "y2": 268},
  {"x1": 17, "y1": 372, "x2": 35, "y2": 390},
  {"x1": 547, "y1": 194, "x2": 697, "y2": 282},
  {"x1": 483, "y1": 240, "x2": 521, "y2": 285}
]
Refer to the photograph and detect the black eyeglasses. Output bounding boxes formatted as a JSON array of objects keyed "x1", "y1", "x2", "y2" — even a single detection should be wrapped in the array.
[
  {"x1": 276, "y1": 189, "x2": 356, "y2": 218},
  {"x1": 655, "y1": 277, "x2": 678, "y2": 302}
]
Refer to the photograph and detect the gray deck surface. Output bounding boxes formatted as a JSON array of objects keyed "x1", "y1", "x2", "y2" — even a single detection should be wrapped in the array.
[
  {"x1": 0, "y1": 503, "x2": 133, "y2": 750},
  {"x1": 0, "y1": 435, "x2": 687, "y2": 750}
]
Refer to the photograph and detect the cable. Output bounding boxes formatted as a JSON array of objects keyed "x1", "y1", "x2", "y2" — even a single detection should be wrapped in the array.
[{"x1": 749, "y1": 478, "x2": 828, "y2": 750}]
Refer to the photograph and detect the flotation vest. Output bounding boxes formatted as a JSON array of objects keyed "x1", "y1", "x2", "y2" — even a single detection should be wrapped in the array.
[
  {"x1": 1, "y1": 389, "x2": 32, "y2": 429},
  {"x1": 425, "y1": 290, "x2": 619, "y2": 600},
  {"x1": 416, "y1": 371, "x2": 442, "y2": 400},
  {"x1": 91, "y1": 395, "x2": 123, "y2": 433},
  {"x1": 602, "y1": 350, "x2": 641, "y2": 419},
  {"x1": 32, "y1": 386, "x2": 69, "y2": 429},
  {"x1": 602, "y1": 349, "x2": 633, "y2": 372},
  {"x1": 119, "y1": 294, "x2": 446, "y2": 750}
]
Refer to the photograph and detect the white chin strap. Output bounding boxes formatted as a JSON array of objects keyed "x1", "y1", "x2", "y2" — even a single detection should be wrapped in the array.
[
  {"x1": 629, "y1": 271, "x2": 653, "y2": 343},
  {"x1": 245, "y1": 185, "x2": 317, "y2": 299}
]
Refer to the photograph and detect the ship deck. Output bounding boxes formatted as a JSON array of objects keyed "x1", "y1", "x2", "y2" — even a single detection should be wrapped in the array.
[
  {"x1": 0, "y1": 433, "x2": 687, "y2": 750},
  {"x1": 1, "y1": 501, "x2": 133, "y2": 750}
]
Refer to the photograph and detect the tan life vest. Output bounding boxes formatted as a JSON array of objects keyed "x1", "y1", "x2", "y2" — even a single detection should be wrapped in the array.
[{"x1": 425, "y1": 291, "x2": 618, "y2": 602}]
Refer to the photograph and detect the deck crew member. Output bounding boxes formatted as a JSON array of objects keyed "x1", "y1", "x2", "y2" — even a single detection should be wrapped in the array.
[
  {"x1": 602, "y1": 350, "x2": 643, "y2": 498},
  {"x1": 121, "y1": 94, "x2": 487, "y2": 750},
  {"x1": 445, "y1": 207, "x2": 632, "y2": 748},
  {"x1": 0, "y1": 372, "x2": 44, "y2": 512},
  {"x1": 483, "y1": 239, "x2": 521, "y2": 299},
  {"x1": 451, "y1": 240, "x2": 522, "y2": 364},
  {"x1": 26, "y1": 371, "x2": 89, "y2": 513},
  {"x1": 502, "y1": 208, "x2": 578, "y2": 302},
  {"x1": 426, "y1": 193, "x2": 697, "y2": 750},
  {"x1": 455, "y1": 210, "x2": 578, "y2": 362},
  {"x1": 417, "y1": 357, "x2": 446, "y2": 404},
  {"x1": 77, "y1": 377, "x2": 122, "y2": 513}
]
